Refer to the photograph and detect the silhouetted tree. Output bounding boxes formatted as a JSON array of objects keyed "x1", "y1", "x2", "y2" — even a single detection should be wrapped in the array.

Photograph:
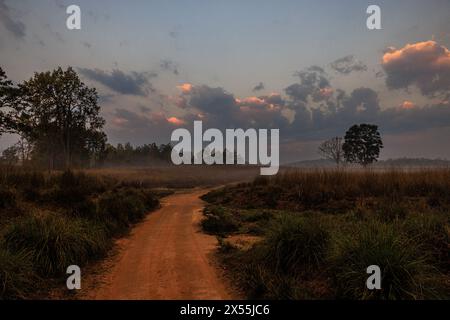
[
  {"x1": 343, "y1": 124, "x2": 383, "y2": 167},
  {"x1": 318, "y1": 136, "x2": 343, "y2": 167},
  {"x1": 9, "y1": 67, "x2": 105, "y2": 169},
  {"x1": 0, "y1": 67, "x2": 14, "y2": 135}
]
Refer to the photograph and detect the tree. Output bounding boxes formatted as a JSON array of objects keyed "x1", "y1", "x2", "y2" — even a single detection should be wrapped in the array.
[
  {"x1": 318, "y1": 136, "x2": 343, "y2": 167},
  {"x1": 1, "y1": 144, "x2": 19, "y2": 165},
  {"x1": 343, "y1": 124, "x2": 383, "y2": 167},
  {"x1": 10, "y1": 67, "x2": 105, "y2": 169},
  {"x1": 0, "y1": 67, "x2": 14, "y2": 135}
]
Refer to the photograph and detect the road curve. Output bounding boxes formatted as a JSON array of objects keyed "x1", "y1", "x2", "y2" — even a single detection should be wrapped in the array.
[{"x1": 87, "y1": 189, "x2": 234, "y2": 300}]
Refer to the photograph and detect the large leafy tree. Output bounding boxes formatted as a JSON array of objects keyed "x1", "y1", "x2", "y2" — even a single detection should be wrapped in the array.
[
  {"x1": 343, "y1": 124, "x2": 383, "y2": 167},
  {"x1": 11, "y1": 67, "x2": 105, "y2": 169}
]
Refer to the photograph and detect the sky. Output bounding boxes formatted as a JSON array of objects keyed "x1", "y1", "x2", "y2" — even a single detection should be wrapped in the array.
[{"x1": 1, "y1": 0, "x2": 450, "y2": 163}]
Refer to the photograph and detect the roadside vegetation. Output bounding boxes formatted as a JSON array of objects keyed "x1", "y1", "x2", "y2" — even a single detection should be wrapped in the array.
[
  {"x1": 0, "y1": 167, "x2": 164, "y2": 299},
  {"x1": 201, "y1": 169, "x2": 450, "y2": 299}
]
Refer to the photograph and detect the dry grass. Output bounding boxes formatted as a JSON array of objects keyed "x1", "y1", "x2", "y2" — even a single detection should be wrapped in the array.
[
  {"x1": 85, "y1": 165, "x2": 260, "y2": 188},
  {"x1": 202, "y1": 168, "x2": 450, "y2": 300}
]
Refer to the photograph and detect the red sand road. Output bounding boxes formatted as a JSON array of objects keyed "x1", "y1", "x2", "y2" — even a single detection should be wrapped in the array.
[{"x1": 87, "y1": 189, "x2": 234, "y2": 300}]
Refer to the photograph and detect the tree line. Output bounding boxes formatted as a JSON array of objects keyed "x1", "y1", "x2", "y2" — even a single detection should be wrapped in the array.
[{"x1": 0, "y1": 66, "x2": 172, "y2": 169}]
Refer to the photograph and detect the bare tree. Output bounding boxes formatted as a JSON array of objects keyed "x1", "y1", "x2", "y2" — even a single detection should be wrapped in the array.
[{"x1": 318, "y1": 137, "x2": 343, "y2": 167}]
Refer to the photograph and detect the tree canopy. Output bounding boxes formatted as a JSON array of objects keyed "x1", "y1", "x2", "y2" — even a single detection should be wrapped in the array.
[
  {"x1": 343, "y1": 124, "x2": 383, "y2": 166},
  {"x1": 1, "y1": 66, "x2": 106, "y2": 169}
]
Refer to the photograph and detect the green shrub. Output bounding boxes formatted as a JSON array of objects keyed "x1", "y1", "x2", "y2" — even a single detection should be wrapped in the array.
[
  {"x1": 201, "y1": 206, "x2": 241, "y2": 235},
  {"x1": 0, "y1": 247, "x2": 40, "y2": 299},
  {"x1": 330, "y1": 221, "x2": 444, "y2": 299},
  {"x1": 3, "y1": 214, "x2": 110, "y2": 276}
]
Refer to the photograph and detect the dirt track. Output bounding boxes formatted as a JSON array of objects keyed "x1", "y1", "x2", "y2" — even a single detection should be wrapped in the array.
[{"x1": 86, "y1": 189, "x2": 234, "y2": 300}]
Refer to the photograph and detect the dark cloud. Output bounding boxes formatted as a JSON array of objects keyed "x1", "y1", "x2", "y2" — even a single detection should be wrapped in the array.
[
  {"x1": 285, "y1": 66, "x2": 331, "y2": 103},
  {"x1": 0, "y1": 0, "x2": 26, "y2": 39},
  {"x1": 186, "y1": 85, "x2": 237, "y2": 126},
  {"x1": 287, "y1": 87, "x2": 380, "y2": 139},
  {"x1": 160, "y1": 59, "x2": 179, "y2": 75},
  {"x1": 382, "y1": 41, "x2": 450, "y2": 97},
  {"x1": 379, "y1": 101, "x2": 450, "y2": 134},
  {"x1": 177, "y1": 85, "x2": 288, "y2": 130},
  {"x1": 79, "y1": 68, "x2": 157, "y2": 96},
  {"x1": 330, "y1": 55, "x2": 367, "y2": 74},
  {"x1": 252, "y1": 82, "x2": 264, "y2": 91}
]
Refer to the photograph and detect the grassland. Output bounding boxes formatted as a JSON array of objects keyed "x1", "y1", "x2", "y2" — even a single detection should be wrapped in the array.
[
  {"x1": 86, "y1": 165, "x2": 259, "y2": 189},
  {"x1": 0, "y1": 167, "x2": 168, "y2": 299},
  {"x1": 0, "y1": 164, "x2": 259, "y2": 299},
  {"x1": 201, "y1": 169, "x2": 450, "y2": 300}
]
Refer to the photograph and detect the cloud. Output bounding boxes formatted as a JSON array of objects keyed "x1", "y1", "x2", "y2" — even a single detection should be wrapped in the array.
[
  {"x1": 382, "y1": 41, "x2": 450, "y2": 96},
  {"x1": 79, "y1": 68, "x2": 156, "y2": 96},
  {"x1": 0, "y1": 0, "x2": 26, "y2": 39},
  {"x1": 167, "y1": 116, "x2": 185, "y2": 125},
  {"x1": 330, "y1": 55, "x2": 367, "y2": 74},
  {"x1": 252, "y1": 82, "x2": 265, "y2": 91},
  {"x1": 286, "y1": 83, "x2": 450, "y2": 141},
  {"x1": 400, "y1": 100, "x2": 415, "y2": 110},
  {"x1": 379, "y1": 101, "x2": 450, "y2": 134},
  {"x1": 175, "y1": 84, "x2": 288, "y2": 130},
  {"x1": 177, "y1": 83, "x2": 193, "y2": 94},
  {"x1": 286, "y1": 66, "x2": 331, "y2": 103},
  {"x1": 160, "y1": 59, "x2": 179, "y2": 75},
  {"x1": 187, "y1": 85, "x2": 237, "y2": 123},
  {"x1": 108, "y1": 108, "x2": 185, "y2": 145}
]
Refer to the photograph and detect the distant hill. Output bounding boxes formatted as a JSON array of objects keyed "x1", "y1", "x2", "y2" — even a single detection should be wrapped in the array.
[{"x1": 286, "y1": 157, "x2": 450, "y2": 168}]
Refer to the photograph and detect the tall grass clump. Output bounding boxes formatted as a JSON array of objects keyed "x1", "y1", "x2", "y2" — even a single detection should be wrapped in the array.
[
  {"x1": 0, "y1": 247, "x2": 40, "y2": 299},
  {"x1": 3, "y1": 213, "x2": 110, "y2": 276},
  {"x1": 401, "y1": 212, "x2": 449, "y2": 269},
  {"x1": 330, "y1": 221, "x2": 443, "y2": 299},
  {"x1": 226, "y1": 214, "x2": 330, "y2": 299},
  {"x1": 263, "y1": 214, "x2": 330, "y2": 273}
]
